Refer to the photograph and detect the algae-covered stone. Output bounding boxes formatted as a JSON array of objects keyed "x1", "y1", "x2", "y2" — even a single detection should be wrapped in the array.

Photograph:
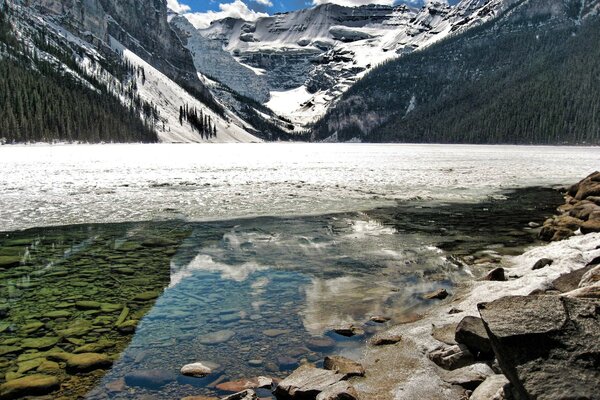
[
  {"x1": 37, "y1": 360, "x2": 60, "y2": 372},
  {"x1": 74, "y1": 340, "x2": 115, "y2": 354},
  {"x1": 0, "y1": 374, "x2": 59, "y2": 398},
  {"x1": 141, "y1": 237, "x2": 177, "y2": 248},
  {"x1": 100, "y1": 303, "x2": 123, "y2": 313},
  {"x1": 22, "y1": 321, "x2": 44, "y2": 334},
  {"x1": 0, "y1": 346, "x2": 22, "y2": 357},
  {"x1": 45, "y1": 310, "x2": 72, "y2": 319},
  {"x1": 66, "y1": 353, "x2": 113, "y2": 372},
  {"x1": 55, "y1": 320, "x2": 92, "y2": 337},
  {"x1": 0, "y1": 256, "x2": 21, "y2": 268},
  {"x1": 17, "y1": 358, "x2": 45, "y2": 374},
  {"x1": 21, "y1": 337, "x2": 59, "y2": 350},
  {"x1": 133, "y1": 291, "x2": 160, "y2": 301},
  {"x1": 115, "y1": 307, "x2": 130, "y2": 327},
  {"x1": 75, "y1": 301, "x2": 102, "y2": 310},
  {"x1": 116, "y1": 320, "x2": 138, "y2": 334},
  {"x1": 3, "y1": 372, "x2": 22, "y2": 382}
]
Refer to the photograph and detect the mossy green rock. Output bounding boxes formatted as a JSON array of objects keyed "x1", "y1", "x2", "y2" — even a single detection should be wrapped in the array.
[
  {"x1": 116, "y1": 320, "x2": 138, "y2": 334},
  {"x1": 3, "y1": 372, "x2": 22, "y2": 382},
  {"x1": 17, "y1": 358, "x2": 44, "y2": 374},
  {"x1": 22, "y1": 321, "x2": 44, "y2": 334},
  {"x1": 73, "y1": 340, "x2": 114, "y2": 354},
  {"x1": 0, "y1": 347, "x2": 22, "y2": 357},
  {"x1": 55, "y1": 320, "x2": 92, "y2": 337},
  {"x1": 133, "y1": 291, "x2": 160, "y2": 301},
  {"x1": 21, "y1": 337, "x2": 59, "y2": 350},
  {"x1": 0, "y1": 374, "x2": 60, "y2": 399},
  {"x1": 45, "y1": 310, "x2": 72, "y2": 319},
  {"x1": 66, "y1": 353, "x2": 112, "y2": 372},
  {"x1": 37, "y1": 360, "x2": 60, "y2": 372},
  {"x1": 75, "y1": 301, "x2": 102, "y2": 310},
  {"x1": 0, "y1": 256, "x2": 21, "y2": 268},
  {"x1": 141, "y1": 237, "x2": 177, "y2": 247},
  {"x1": 100, "y1": 303, "x2": 123, "y2": 313}
]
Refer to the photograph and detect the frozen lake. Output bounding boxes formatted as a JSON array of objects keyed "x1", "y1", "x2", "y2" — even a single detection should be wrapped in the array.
[{"x1": 0, "y1": 143, "x2": 598, "y2": 231}]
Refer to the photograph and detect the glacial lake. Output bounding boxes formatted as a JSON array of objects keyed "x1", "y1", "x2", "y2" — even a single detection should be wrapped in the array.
[{"x1": 0, "y1": 143, "x2": 598, "y2": 399}]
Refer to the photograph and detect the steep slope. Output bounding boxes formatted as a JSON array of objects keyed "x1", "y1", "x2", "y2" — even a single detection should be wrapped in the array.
[
  {"x1": 313, "y1": 0, "x2": 600, "y2": 144},
  {"x1": 1, "y1": 0, "x2": 259, "y2": 143},
  {"x1": 188, "y1": 0, "x2": 511, "y2": 127}
]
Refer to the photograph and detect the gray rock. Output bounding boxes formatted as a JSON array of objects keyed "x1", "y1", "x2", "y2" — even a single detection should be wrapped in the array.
[
  {"x1": 469, "y1": 374, "x2": 509, "y2": 400},
  {"x1": 579, "y1": 265, "x2": 600, "y2": 287},
  {"x1": 274, "y1": 365, "x2": 344, "y2": 399},
  {"x1": 323, "y1": 356, "x2": 365, "y2": 378},
  {"x1": 478, "y1": 295, "x2": 600, "y2": 399},
  {"x1": 199, "y1": 330, "x2": 235, "y2": 345},
  {"x1": 455, "y1": 316, "x2": 493, "y2": 359},
  {"x1": 551, "y1": 265, "x2": 595, "y2": 292},
  {"x1": 441, "y1": 363, "x2": 494, "y2": 390},
  {"x1": 221, "y1": 389, "x2": 257, "y2": 400},
  {"x1": 428, "y1": 344, "x2": 475, "y2": 371},
  {"x1": 483, "y1": 267, "x2": 506, "y2": 281},
  {"x1": 531, "y1": 258, "x2": 553, "y2": 270},
  {"x1": 180, "y1": 362, "x2": 212, "y2": 377},
  {"x1": 315, "y1": 381, "x2": 359, "y2": 400}
]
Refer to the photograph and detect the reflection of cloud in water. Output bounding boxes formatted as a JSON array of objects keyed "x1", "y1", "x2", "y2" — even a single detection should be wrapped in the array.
[{"x1": 170, "y1": 254, "x2": 268, "y2": 287}]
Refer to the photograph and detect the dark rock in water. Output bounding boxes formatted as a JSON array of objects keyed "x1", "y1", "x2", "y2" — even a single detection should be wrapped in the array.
[
  {"x1": 315, "y1": 381, "x2": 359, "y2": 400},
  {"x1": 124, "y1": 369, "x2": 177, "y2": 389},
  {"x1": 441, "y1": 363, "x2": 494, "y2": 391},
  {"x1": 423, "y1": 288, "x2": 449, "y2": 300},
  {"x1": 428, "y1": 344, "x2": 475, "y2": 371},
  {"x1": 483, "y1": 267, "x2": 506, "y2": 281},
  {"x1": 455, "y1": 316, "x2": 493, "y2": 359},
  {"x1": 478, "y1": 295, "x2": 600, "y2": 400},
  {"x1": 306, "y1": 337, "x2": 335, "y2": 352},
  {"x1": 532, "y1": 258, "x2": 553, "y2": 270},
  {"x1": 274, "y1": 365, "x2": 344, "y2": 399},
  {"x1": 66, "y1": 353, "x2": 113, "y2": 372},
  {"x1": 116, "y1": 319, "x2": 138, "y2": 334},
  {"x1": 551, "y1": 265, "x2": 595, "y2": 293},
  {"x1": 0, "y1": 374, "x2": 60, "y2": 399},
  {"x1": 323, "y1": 356, "x2": 365, "y2": 378},
  {"x1": 277, "y1": 356, "x2": 299, "y2": 371},
  {"x1": 369, "y1": 315, "x2": 390, "y2": 323},
  {"x1": 332, "y1": 324, "x2": 363, "y2": 337},
  {"x1": 369, "y1": 333, "x2": 402, "y2": 346},
  {"x1": 587, "y1": 255, "x2": 600, "y2": 267},
  {"x1": 221, "y1": 389, "x2": 257, "y2": 400}
]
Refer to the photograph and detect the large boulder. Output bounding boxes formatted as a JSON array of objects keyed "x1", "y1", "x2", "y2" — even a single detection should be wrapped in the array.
[
  {"x1": 274, "y1": 365, "x2": 344, "y2": 399},
  {"x1": 478, "y1": 295, "x2": 600, "y2": 399},
  {"x1": 454, "y1": 316, "x2": 493, "y2": 359}
]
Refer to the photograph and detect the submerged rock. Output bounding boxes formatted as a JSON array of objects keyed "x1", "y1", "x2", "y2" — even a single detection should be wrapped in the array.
[
  {"x1": 221, "y1": 389, "x2": 257, "y2": 400},
  {"x1": 181, "y1": 362, "x2": 212, "y2": 377},
  {"x1": 0, "y1": 374, "x2": 59, "y2": 399},
  {"x1": 124, "y1": 369, "x2": 176, "y2": 389},
  {"x1": 66, "y1": 353, "x2": 113, "y2": 372},
  {"x1": 323, "y1": 356, "x2": 365, "y2": 378},
  {"x1": 306, "y1": 337, "x2": 335, "y2": 352},
  {"x1": 478, "y1": 295, "x2": 600, "y2": 399},
  {"x1": 423, "y1": 288, "x2": 449, "y2": 300},
  {"x1": 216, "y1": 376, "x2": 271, "y2": 392},
  {"x1": 21, "y1": 337, "x2": 59, "y2": 350},
  {"x1": 198, "y1": 330, "x2": 235, "y2": 345},
  {"x1": 332, "y1": 324, "x2": 364, "y2": 337}
]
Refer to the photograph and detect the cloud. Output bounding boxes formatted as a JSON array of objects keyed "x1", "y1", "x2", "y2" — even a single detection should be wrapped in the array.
[
  {"x1": 254, "y1": 0, "x2": 274, "y2": 5},
  {"x1": 312, "y1": 0, "x2": 395, "y2": 5},
  {"x1": 167, "y1": 0, "x2": 191, "y2": 13},
  {"x1": 183, "y1": 0, "x2": 269, "y2": 29}
]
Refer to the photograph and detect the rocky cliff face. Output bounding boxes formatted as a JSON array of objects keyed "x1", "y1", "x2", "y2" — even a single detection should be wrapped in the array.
[
  {"x1": 187, "y1": 0, "x2": 510, "y2": 127},
  {"x1": 32, "y1": 0, "x2": 204, "y2": 92}
]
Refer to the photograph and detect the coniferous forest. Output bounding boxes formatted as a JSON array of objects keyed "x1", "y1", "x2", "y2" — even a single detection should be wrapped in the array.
[
  {"x1": 0, "y1": 4, "x2": 158, "y2": 143},
  {"x1": 313, "y1": 4, "x2": 600, "y2": 145}
]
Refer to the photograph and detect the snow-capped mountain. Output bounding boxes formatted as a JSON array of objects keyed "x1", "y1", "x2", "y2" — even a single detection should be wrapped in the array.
[
  {"x1": 176, "y1": 0, "x2": 512, "y2": 128},
  {"x1": 3, "y1": 0, "x2": 260, "y2": 143}
]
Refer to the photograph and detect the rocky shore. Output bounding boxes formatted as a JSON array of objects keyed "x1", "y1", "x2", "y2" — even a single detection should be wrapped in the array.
[{"x1": 192, "y1": 173, "x2": 600, "y2": 400}]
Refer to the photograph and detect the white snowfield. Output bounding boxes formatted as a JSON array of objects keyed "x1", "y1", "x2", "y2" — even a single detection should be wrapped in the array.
[
  {"x1": 191, "y1": 0, "x2": 511, "y2": 125},
  {"x1": 110, "y1": 39, "x2": 260, "y2": 144},
  {"x1": 0, "y1": 143, "x2": 598, "y2": 232}
]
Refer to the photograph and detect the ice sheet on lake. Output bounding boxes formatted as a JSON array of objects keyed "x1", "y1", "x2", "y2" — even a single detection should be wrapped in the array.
[{"x1": 0, "y1": 143, "x2": 598, "y2": 231}]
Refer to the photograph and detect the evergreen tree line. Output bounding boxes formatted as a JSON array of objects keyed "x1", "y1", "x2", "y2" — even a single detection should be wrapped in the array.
[
  {"x1": 312, "y1": 0, "x2": 600, "y2": 145},
  {"x1": 0, "y1": 3, "x2": 158, "y2": 143},
  {"x1": 179, "y1": 104, "x2": 217, "y2": 139}
]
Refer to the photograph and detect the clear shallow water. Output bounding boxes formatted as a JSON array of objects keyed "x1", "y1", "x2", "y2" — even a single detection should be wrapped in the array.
[
  {"x1": 0, "y1": 187, "x2": 563, "y2": 399},
  {"x1": 0, "y1": 143, "x2": 598, "y2": 231}
]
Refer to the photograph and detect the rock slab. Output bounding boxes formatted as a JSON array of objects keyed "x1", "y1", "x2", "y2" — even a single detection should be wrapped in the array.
[
  {"x1": 274, "y1": 365, "x2": 344, "y2": 399},
  {"x1": 478, "y1": 295, "x2": 600, "y2": 399}
]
